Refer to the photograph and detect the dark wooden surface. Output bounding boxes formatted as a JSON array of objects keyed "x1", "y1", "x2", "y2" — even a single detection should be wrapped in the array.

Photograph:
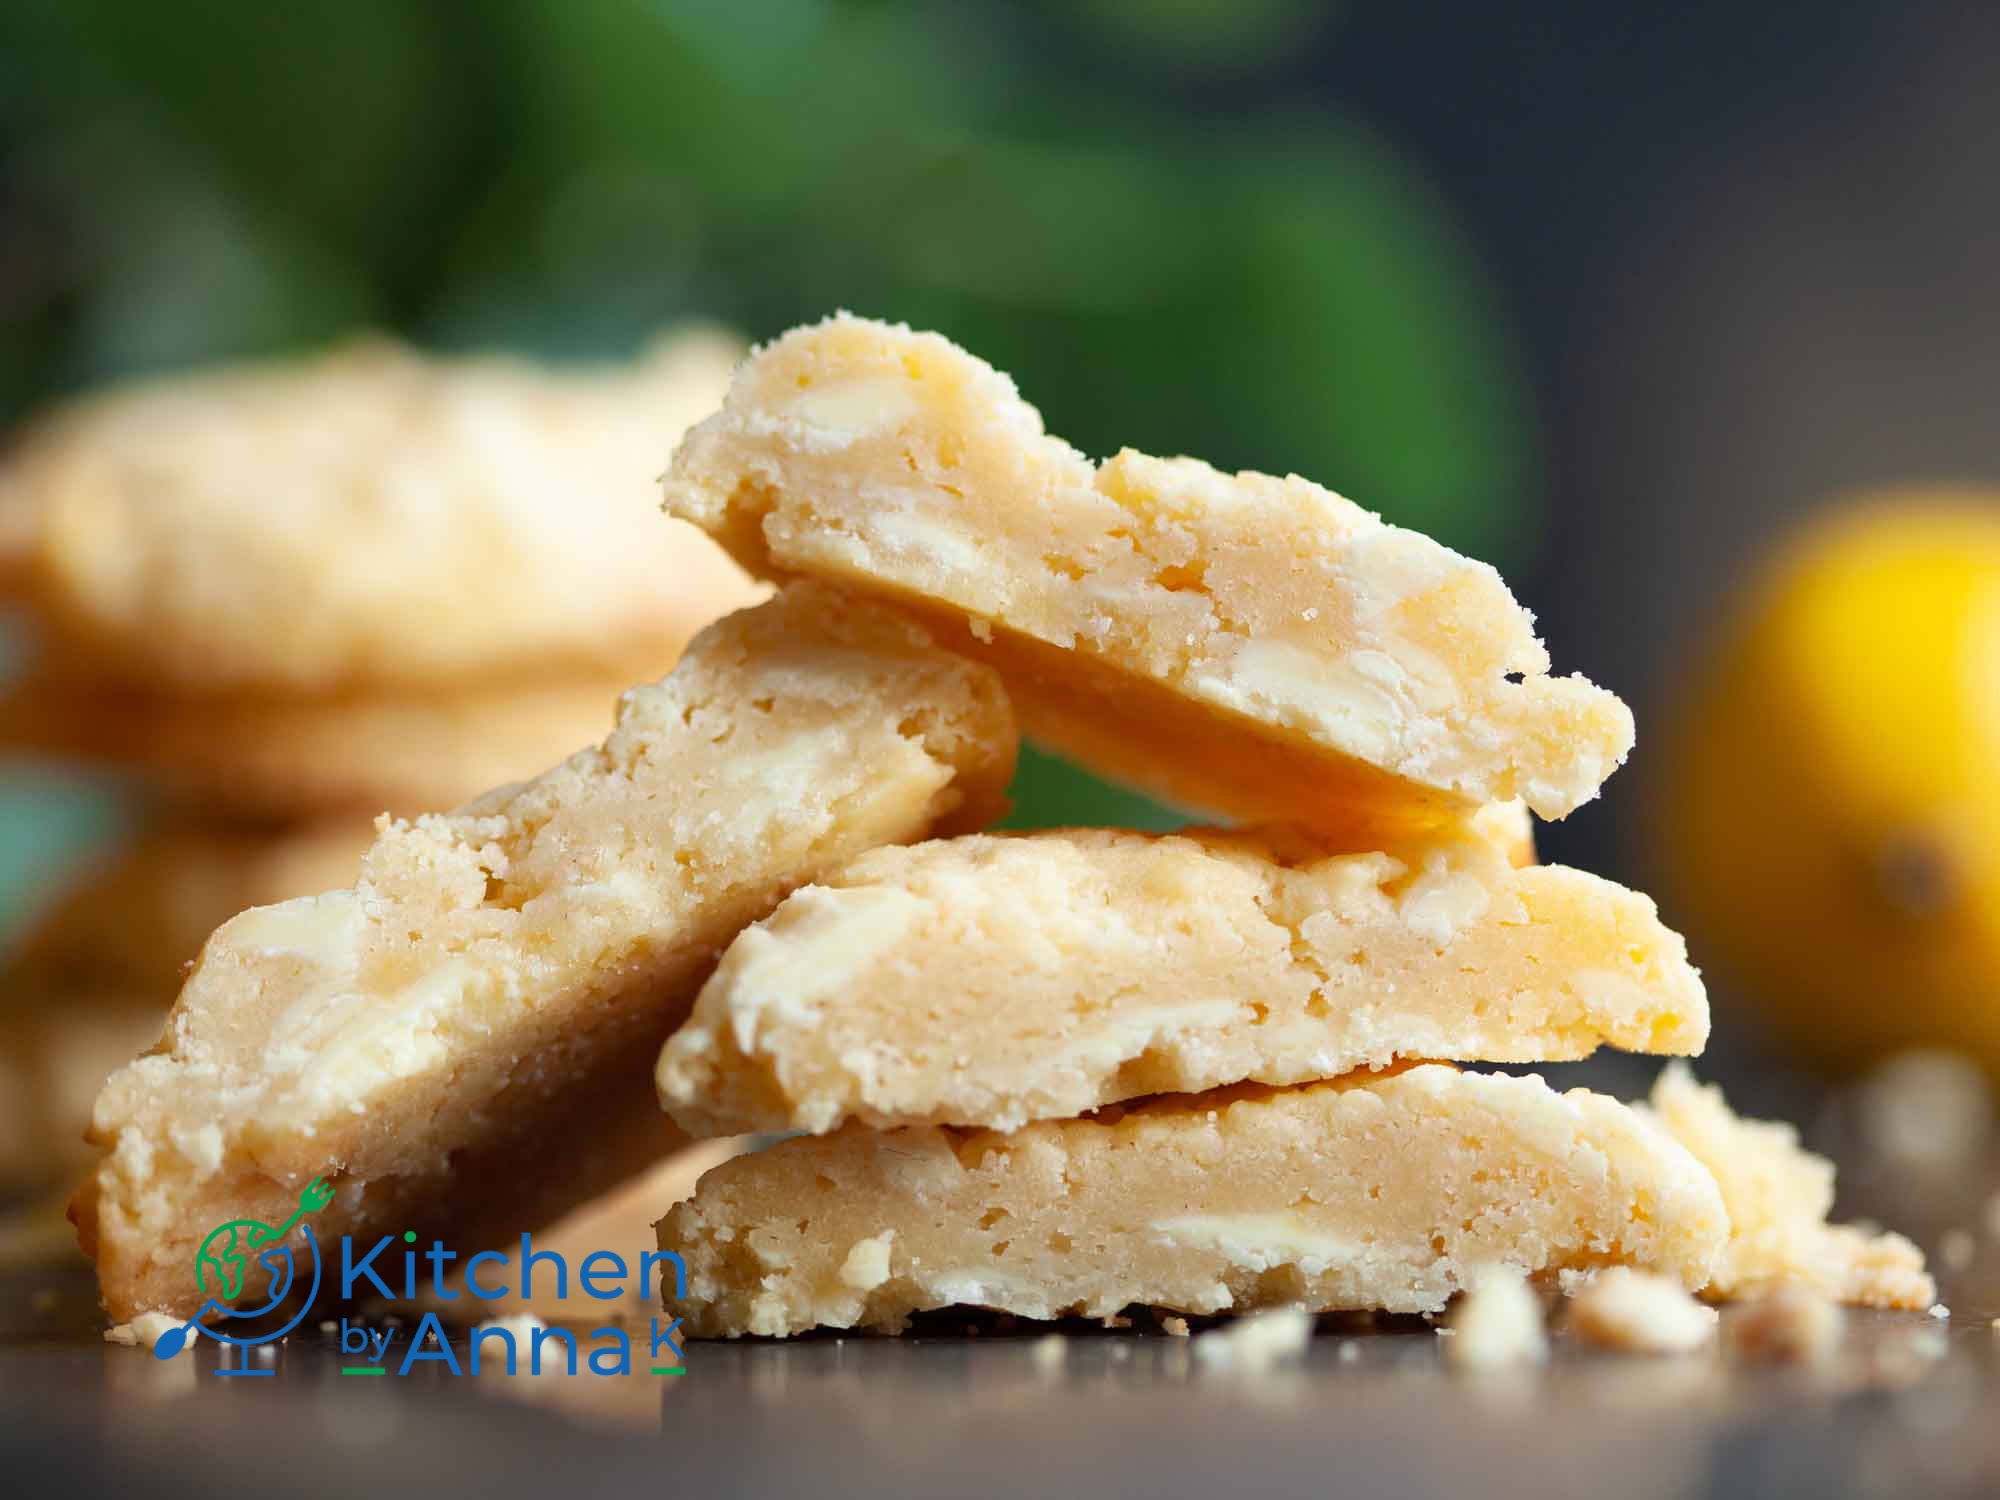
[{"x1": 3, "y1": 1245, "x2": 1997, "y2": 1500}]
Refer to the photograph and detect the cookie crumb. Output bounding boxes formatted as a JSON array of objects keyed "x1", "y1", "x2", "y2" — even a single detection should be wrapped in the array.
[
  {"x1": 104, "y1": 1311, "x2": 186, "y2": 1353},
  {"x1": 1194, "y1": 1307, "x2": 1313, "y2": 1371},
  {"x1": 1566, "y1": 1268, "x2": 1717, "y2": 1353},
  {"x1": 1161, "y1": 1315, "x2": 1190, "y2": 1338},
  {"x1": 1927, "y1": 1303, "x2": 1951, "y2": 1321},
  {"x1": 1724, "y1": 1286, "x2": 1843, "y2": 1365},
  {"x1": 1445, "y1": 1266, "x2": 1548, "y2": 1370},
  {"x1": 838, "y1": 1233, "x2": 894, "y2": 1292}
]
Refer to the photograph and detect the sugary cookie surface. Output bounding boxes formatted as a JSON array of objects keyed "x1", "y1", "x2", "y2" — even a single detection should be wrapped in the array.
[
  {"x1": 664, "y1": 314, "x2": 1633, "y2": 826},
  {"x1": 77, "y1": 584, "x2": 1016, "y2": 1321},
  {"x1": 658, "y1": 825, "x2": 1707, "y2": 1134},
  {"x1": 0, "y1": 327, "x2": 760, "y2": 693},
  {"x1": 657, "y1": 1065, "x2": 1729, "y2": 1337}
]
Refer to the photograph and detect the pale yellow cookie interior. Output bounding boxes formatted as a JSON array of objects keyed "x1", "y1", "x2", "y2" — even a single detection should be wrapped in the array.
[
  {"x1": 665, "y1": 313, "x2": 1633, "y2": 825},
  {"x1": 1643, "y1": 1063, "x2": 1934, "y2": 1309},
  {"x1": 658, "y1": 825, "x2": 1707, "y2": 1135},
  {"x1": 78, "y1": 584, "x2": 1016, "y2": 1321},
  {"x1": 658, "y1": 1065, "x2": 1728, "y2": 1337}
]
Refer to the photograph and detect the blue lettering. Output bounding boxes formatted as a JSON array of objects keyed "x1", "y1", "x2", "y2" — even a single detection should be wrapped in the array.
[
  {"x1": 529, "y1": 1326, "x2": 577, "y2": 1375},
  {"x1": 587, "y1": 1329, "x2": 631, "y2": 1376},
  {"x1": 464, "y1": 1250, "x2": 509, "y2": 1299},
  {"x1": 641, "y1": 1250, "x2": 687, "y2": 1300},
  {"x1": 341, "y1": 1236, "x2": 396, "y2": 1300},
  {"x1": 468, "y1": 1327, "x2": 519, "y2": 1375},
  {"x1": 579, "y1": 1250, "x2": 625, "y2": 1300},
  {"x1": 651, "y1": 1317, "x2": 684, "y2": 1364},
  {"x1": 425, "y1": 1242, "x2": 459, "y2": 1299},
  {"x1": 397, "y1": 1313, "x2": 461, "y2": 1375},
  {"x1": 520, "y1": 1233, "x2": 566, "y2": 1300}
]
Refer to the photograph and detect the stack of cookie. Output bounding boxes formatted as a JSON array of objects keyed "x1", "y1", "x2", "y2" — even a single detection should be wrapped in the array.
[
  {"x1": 71, "y1": 316, "x2": 1929, "y2": 1338},
  {"x1": 646, "y1": 316, "x2": 1931, "y2": 1335},
  {"x1": 0, "y1": 329, "x2": 760, "y2": 1194}
]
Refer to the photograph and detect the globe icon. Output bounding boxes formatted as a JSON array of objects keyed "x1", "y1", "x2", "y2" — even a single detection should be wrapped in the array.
[
  {"x1": 153, "y1": 1178, "x2": 333, "y2": 1361},
  {"x1": 197, "y1": 1219, "x2": 301, "y2": 1310}
]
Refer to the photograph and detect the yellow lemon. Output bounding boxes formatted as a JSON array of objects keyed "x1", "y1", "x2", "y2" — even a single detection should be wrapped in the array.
[{"x1": 1655, "y1": 495, "x2": 2000, "y2": 1072}]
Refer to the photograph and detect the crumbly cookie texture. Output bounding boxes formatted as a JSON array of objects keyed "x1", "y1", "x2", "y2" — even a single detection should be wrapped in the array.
[
  {"x1": 0, "y1": 669, "x2": 661, "y2": 821},
  {"x1": 76, "y1": 585, "x2": 1016, "y2": 1322},
  {"x1": 657, "y1": 1065, "x2": 1729, "y2": 1338},
  {"x1": 659, "y1": 825, "x2": 1707, "y2": 1135},
  {"x1": 1642, "y1": 1064, "x2": 1935, "y2": 1309},
  {"x1": 664, "y1": 313, "x2": 1633, "y2": 825},
  {"x1": 1565, "y1": 1267, "x2": 1717, "y2": 1353},
  {"x1": 6, "y1": 819, "x2": 378, "y2": 996},
  {"x1": 1, "y1": 326, "x2": 759, "y2": 693}
]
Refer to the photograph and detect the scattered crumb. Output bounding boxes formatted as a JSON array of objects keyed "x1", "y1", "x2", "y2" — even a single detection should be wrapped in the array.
[
  {"x1": 1161, "y1": 1316, "x2": 1190, "y2": 1338},
  {"x1": 1939, "y1": 1229, "x2": 1976, "y2": 1271},
  {"x1": 1031, "y1": 1334, "x2": 1067, "y2": 1371},
  {"x1": 1193, "y1": 1308, "x2": 1313, "y2": 1372},
  {"x1": 967, "y1": 617, "x2": 995, "y2": 644},
  {"x1": 1725, "y1": 1286, "x2": 1844, "y2": 1365},
  {"x1": 838, "y1": 1233, "x2": 894, "y2": 1292},
  {"x1": 104, "y1": 1311, "x2": 186, "y2": 1353},
  {"x1": 1927, "y1": 1303, "x2": 1951, "y2": 1321},
  {"x1": 1566, "y1": 1269, "x2": 1717, "y2": 1354},
  {"x1": 318, "y1": 1319, "x2": 338, "y2": 1334},
  {"x1": 1100, "y1": 1313, "x2": 1133, "y2": 1330},
  {"x1": 1445, "y1": 1267, "x2": 1548, "y2": 1370}
]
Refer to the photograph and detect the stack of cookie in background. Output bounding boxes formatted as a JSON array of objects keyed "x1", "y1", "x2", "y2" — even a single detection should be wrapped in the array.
[
  {"x1": 0, "y1": 328, "x2": 762, "y2": 1201},
  {"x1": 646, "y1": 315, "x2": 1931, "y2": 1336}
]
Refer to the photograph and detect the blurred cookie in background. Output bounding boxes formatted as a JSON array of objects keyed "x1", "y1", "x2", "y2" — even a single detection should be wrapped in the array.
[
  {"x1": 0, "y1": 326, "x2": 762, "y2": 696},
  {"x1": 4, "y1": 817, "x2": 378, "y2": 997},
  {"x1": 0, "y1": 670, "x2": 648, "y2": 823}
]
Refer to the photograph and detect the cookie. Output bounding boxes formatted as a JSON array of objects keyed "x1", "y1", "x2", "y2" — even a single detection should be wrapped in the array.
[
  {"x1": 0, "y1": 994, "x2": 162, "y2": 1190},
  {"x1": 420, "y1": 1137, "x2": 750, "y2": 1326},
  {"x1": 1, "y1": 327, "x2": 759, "y2": 693},
  {"x1": 656, "y1": 1065, "x2": 1729, "y2": 1337},
  {"x1": 6, "y1": 818, "x2": 377, "y2": 996},
  {"x1": 0, "y1": 669, "x2": 664, "y2": 820},
  {"x1": 664, "y1": 314, "x2": 1633, "y2": 827},
  {"x1": 1643, "y1": 1063, "x2": 1933, "y2": 1309},
  {"x1": 657, "y1": 825, "x2": 1707, "y2": 1135},
  {"x1": 77, "y1": 584, "x2": 1017, "y2": 1320}
]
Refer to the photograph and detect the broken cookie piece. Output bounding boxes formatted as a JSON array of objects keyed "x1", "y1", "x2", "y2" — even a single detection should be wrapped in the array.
[
  {"x1": 77, "y1": 584, "x2": 1016, "y2": 1322},
  {"x1": 1644, "y1": 1064, "x2": 1935, "y2": 1310},
  {"x1": 664, "y1": 314, "x2": 1633, "y2": 827},
  {"x1": 657, "y1": 1065, "x2": 1728, "y2": 1337},
  {"x1": 659, "y1": 825, "x2": 1708, "y2": 1134}
]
